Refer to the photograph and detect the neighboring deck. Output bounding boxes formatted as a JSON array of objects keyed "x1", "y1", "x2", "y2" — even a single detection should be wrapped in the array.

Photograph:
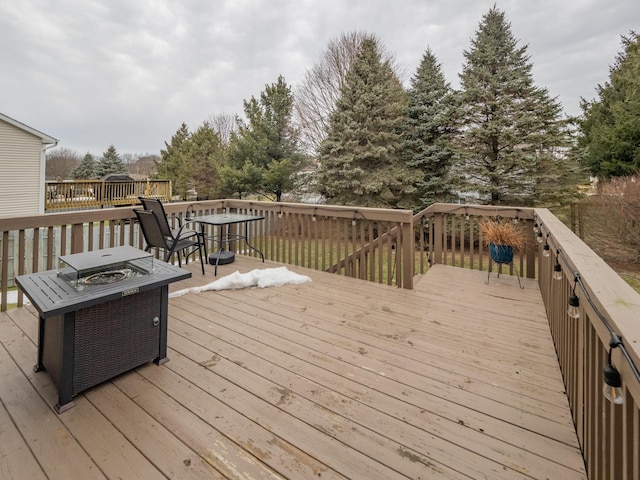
[{"x1": 0, "y1": 257, "x2": 587, "y2": 479}]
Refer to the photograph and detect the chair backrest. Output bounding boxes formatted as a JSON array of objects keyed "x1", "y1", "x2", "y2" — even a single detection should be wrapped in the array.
[
  {"x1": 138, "y1": 197, "x2": 173, "y2": 237},
  {"x1": 135, "y1": 209, "x2": 171, "y2": 250}
]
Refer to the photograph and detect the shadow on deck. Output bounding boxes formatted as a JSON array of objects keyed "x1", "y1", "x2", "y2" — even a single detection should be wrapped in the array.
[{"x1": 0, "y1": 256, "x2": 586, "y2": 479}]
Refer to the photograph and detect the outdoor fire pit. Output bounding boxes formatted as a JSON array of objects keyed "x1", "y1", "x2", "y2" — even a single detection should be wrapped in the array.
[{"x1": 16, "y1": 246, "x2": 191, "y2": 413}]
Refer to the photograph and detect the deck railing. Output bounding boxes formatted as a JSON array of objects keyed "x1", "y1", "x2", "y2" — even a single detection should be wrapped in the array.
[
  {"x1": 535, "y1": 208, "x2": 640, "y2": 480},
  {"x1": 182, "y1": 199, "x2": 415, "y2": 289},
  {"x1": 0, "y1": 199, "x2": 415, "y2": 309},
  {"x1": 1, "y1": 199, "x2": 639, "y2": 478},
  {"x1": 413, "y1": 203, "x2": 537, "y2": 278},
  {"x1": 415, "y1": 204, "x2": 640, "y2": 480},
  {"x1": 44, "y1": 179, "x2": 172, "y2": 211}
]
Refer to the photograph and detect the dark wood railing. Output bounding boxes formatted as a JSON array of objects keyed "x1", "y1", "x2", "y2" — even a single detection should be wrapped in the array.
[{"x1": 1, "y1": 200, "x2": 639, "y2": 480}]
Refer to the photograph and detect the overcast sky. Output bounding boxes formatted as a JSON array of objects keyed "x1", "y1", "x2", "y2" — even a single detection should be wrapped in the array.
[{"x1": 1, "y1": 0, "x2": 638, "y2": 157}]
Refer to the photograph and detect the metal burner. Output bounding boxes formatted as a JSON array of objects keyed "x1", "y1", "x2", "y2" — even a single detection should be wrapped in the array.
[{"x1": 83, "y1": 269, "x2": 132, "y2": 285}]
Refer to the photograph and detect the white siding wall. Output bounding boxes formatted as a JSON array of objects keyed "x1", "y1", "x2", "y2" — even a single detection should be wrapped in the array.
[{"x1": 0, "y1": 120, "x2": 43, "y2": 216}]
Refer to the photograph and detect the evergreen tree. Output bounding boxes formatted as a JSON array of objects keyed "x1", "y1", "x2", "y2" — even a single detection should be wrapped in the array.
[
  {"x1": 224, "y1": 125, "x2": 265, "y2": 199},
  {"x1": 578, "y1": 32, "x2": 640, "y2": 178},
  {"x1": 185, "y1": 122, "x2": 225, "y2": 200},
  {"x1": 294, "y1": 31, "x2": 399, "y2": 154},
  {"x1": 71, "y1": 152, "x2": 98, "y2": 179},
  {"x1": 158, "y1": 122, "x2": 227, "y2": 200},
  {"x1": 402, "y1": 48, "x2": 455, "y2": 210},
  {"x1": 451, "y1": 7, "x2": 574, "y2": 206},
  {"x1": 225, "y1": 75, "x2": 305, "y2": 201},
  {"x1": 317, "y1": 38, "x2": 414, "y2": 208},
  {"x1": 218, "y1": 162, "x2": 262, "y2": 199},
  {"x1": 96, "y1": 145, "x2": 127, "y2": 177},
  {"x1": 157, "y1": 123, "x2": 191, "y2": 199}
]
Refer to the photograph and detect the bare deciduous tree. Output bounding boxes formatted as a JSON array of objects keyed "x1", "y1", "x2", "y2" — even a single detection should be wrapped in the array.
[
  {"x1": 127, "y1": 154, "x2": 160, "y2": 177},
  {"x1": 208, "y1": 112, "x2": 238, "y2": 145},
  {"x1": 294, "y1": 31, "x2": 400, "y2": 154},
  {"x1": 578, "y1": 175, "x2": 640, "y2": 266},
  {"x1": 45, "y1": 147, "x2": 81, "y2": 180}
]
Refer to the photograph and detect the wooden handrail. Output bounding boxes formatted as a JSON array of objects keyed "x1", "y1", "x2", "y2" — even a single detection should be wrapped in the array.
[{"x1": 535, "y1": 208, "x2": 640, "y2": 480}]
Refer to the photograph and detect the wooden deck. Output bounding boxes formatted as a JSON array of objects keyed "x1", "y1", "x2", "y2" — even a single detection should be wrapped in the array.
[{"x1": 0, "y1": 257, "x2": 587, "y2": 479}]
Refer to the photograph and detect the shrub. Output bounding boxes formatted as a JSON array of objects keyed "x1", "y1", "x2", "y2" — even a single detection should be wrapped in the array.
[{"x1": 479, "y1": 219, "x2": 525, "y2": 251}]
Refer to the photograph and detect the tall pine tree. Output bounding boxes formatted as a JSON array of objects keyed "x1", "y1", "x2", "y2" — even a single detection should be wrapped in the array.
[
  {"x1": 186, "y1": 122, "x2": 225, "y2": 200},
  {"x1": 452, "y1": 7, "x2": 574, "y2": 206},
  {"x1": 157, "y1": 123, "x2": 191, "y2": 199},
  {"x1": 317, "y1": 38, "x2": 414, "y2": 208},
  {"x1": 294, "y1": 31, "x2": 399, "y2": 154},
  {"x1": 96, "y1": 145, "x2": 127, "y2": 178},
  {"x1": 578, "y1": 32, "x2": 640, "y2": 178},
  {"x1": 402, "y1": 48, "x2": 455, "y2": 210},
  {"x1": 226, "y1": 75, "x2": 305, "y2": 201},
  {"x1": 71, "y1": 153, "x2": 98, "y2": 179}
]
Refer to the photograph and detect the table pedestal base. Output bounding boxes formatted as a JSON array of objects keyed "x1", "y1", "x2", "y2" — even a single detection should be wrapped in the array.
[{"x1": 208, "y1": 251, "x2": 235, "y2": 265}]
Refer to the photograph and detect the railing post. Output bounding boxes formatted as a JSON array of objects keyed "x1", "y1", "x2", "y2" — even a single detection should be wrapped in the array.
[
  {"x1": 99, "y1": 182, "x2": 106, "y2": 209},
  {"x1": 71, "y1": 223, "x2": 84, "y2": 254},
  {"x1": 401, "y1": 221, "x2": 414, "y2": 289},
  {"x1": 1, "y1": 231, "x2": 9, "y2": 312},
  {"x1": 432, "y1": 212, "x2": 443, "y2": 265},
  {"x1": 525, "y1": 218, "x2": 536, "y2": 278}
]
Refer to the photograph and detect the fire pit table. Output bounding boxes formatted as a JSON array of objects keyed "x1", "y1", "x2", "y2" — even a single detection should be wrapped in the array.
[{"x1": 16, "y1": 246, "x2": 191, "y2": 413}]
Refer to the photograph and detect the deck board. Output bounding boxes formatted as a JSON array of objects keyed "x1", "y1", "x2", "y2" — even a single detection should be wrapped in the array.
[{"x1": 0, "y1": 257, "x2": 587, "y2": 479}]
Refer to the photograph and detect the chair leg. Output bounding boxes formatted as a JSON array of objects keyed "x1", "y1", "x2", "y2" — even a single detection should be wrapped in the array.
[
  {"x1": 197, "y1": 243, "x2": 205, "y2": 275},
  {"x1": 164, "y1": 242, "x2": 205, "y2": 274},
  {"x1": 183, "y1": 244, "x2": 205, "y2": 274},
  {"x1": 165, "y1": 248, "x2": 182, "y2": 268},
  {"x1": 184, "y1": 244, "x2": 198, "y2": 264}
]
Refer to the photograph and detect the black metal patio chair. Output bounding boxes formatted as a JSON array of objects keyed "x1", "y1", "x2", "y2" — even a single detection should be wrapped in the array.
[
  {"x1": 134, "y1": 208, "x2": 205, "y2": 274},
  {"x1": 138, "y1": 196, "x2": 198, "y2": 241}
]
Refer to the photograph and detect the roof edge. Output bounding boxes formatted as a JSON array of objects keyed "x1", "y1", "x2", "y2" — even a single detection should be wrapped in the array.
[{"x1": 0, "y1": 112, "x2": 58, "y2": 145}]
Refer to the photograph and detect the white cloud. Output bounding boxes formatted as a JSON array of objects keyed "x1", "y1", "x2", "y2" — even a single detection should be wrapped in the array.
[{"x1": 1, "y1": 0, "x2": 638, "y2": 155}]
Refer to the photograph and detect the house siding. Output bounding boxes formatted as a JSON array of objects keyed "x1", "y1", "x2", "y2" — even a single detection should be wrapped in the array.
[{"x1": 0, "y1": 119, "x2": 45, "y2": 216}]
